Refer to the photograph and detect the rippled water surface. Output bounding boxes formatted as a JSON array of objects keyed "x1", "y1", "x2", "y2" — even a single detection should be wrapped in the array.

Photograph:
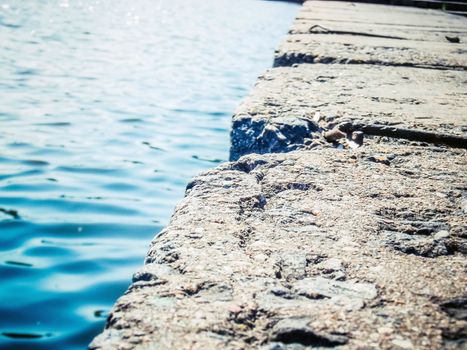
[{"x1": 0, "y1": 0, "x2": 298, "y2": 349}]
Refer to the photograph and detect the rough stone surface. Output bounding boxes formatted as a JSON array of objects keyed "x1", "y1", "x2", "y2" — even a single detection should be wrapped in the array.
[
  {"x1": 91, "y1": 1, "x2": 467, "y2": 349},
  {"x1": 230, "y1": 63, "x2": 467, "y2": 160},
  {"x1": 274, "y1": 1, "x2": 467, "y2": 69},
  {"x1": 91, "y1": 147, "x2": 466, "y2": 350},
  {"x1": 294, "y1": 1, "x2": 467, "y2": 36}
]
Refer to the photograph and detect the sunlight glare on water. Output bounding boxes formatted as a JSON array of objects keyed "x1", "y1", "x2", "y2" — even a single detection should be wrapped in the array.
[{"x1": 0, "y1": 0, "x2": 299, "y2": 349}]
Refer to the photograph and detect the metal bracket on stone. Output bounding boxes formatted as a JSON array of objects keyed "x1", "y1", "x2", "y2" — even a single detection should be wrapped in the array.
[{"x1": 324, "y1": 121, "x2": 467, "y2": 149}]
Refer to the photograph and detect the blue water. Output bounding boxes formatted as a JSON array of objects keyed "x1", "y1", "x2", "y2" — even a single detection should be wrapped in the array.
[{"x1": 0, "y1": 0, "x2": 298, "y2": 349}]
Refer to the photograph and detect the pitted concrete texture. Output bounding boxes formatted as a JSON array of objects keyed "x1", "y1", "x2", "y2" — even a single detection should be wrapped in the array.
[
  {"x1": 274, "y1": 1, "x2": 467, "y2": 68},
  {"x1": 91, "y1": 1, "x2": 467, "y2": 349},
  {"x1": 230, "y1": 64, "x2": 467, "y2": 160},
  {"x1": 90, "y1": 147, "x2": 466, "y2": 350}
]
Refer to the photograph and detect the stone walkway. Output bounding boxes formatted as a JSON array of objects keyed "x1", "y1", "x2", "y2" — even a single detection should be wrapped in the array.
[{"x1": 91, "y1": 2, "x2": 466, "y2": 349}]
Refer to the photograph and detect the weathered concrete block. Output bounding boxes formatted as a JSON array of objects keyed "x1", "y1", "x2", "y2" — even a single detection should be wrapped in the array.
[
  {"x1": 91, "y1": 146, "x2": 466, "y2": 349},
  {"x1": 274, "y1": 1, "x2": 467, "y2": 69},
  {"x1": 230, "y1": 63, "x2": 467, "y2": 160}
]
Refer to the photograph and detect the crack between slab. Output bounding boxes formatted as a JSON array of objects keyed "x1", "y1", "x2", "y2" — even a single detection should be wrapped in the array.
[
  {"x1": 273, "y1": 54, "x2": 467, "y2": 71},
  {"x1": 305, "y1": 24, "x2": 408, "y2": 40},
  {"x1": 336, "y1": 121, "x2": 467, "y2": 149}
]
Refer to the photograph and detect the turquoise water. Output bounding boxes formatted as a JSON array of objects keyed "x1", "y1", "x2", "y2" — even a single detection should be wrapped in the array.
[{"x1": 0, "y1": 0, "x2": 298, "y2": 349}]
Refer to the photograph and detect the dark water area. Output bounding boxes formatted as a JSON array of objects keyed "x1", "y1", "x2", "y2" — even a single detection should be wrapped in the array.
[{"x1": 0, "y1": 0, "x2": 298, "y2": 349}]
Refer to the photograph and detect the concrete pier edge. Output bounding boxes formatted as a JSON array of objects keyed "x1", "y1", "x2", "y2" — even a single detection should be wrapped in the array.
[{"x1": 90, "y1": 1, "x2": 466, "y2": 349}]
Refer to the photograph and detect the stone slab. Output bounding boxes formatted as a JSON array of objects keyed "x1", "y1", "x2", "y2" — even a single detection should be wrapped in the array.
[
  {"x1": 299, "y1": 1, "x2": 467, "y2": 29},
  {"x1": 274, "y1": 1, "x2": 467, "y2": 68},
  {"x1": 290, "y1": 19, "x2": 467, "y2": 42},
  {"x1": 90, "y1": 146, "x2": 466, "y2": 350},
  {"x1": 230, "y1": 63, "x2": 467, "y2": 160}
]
